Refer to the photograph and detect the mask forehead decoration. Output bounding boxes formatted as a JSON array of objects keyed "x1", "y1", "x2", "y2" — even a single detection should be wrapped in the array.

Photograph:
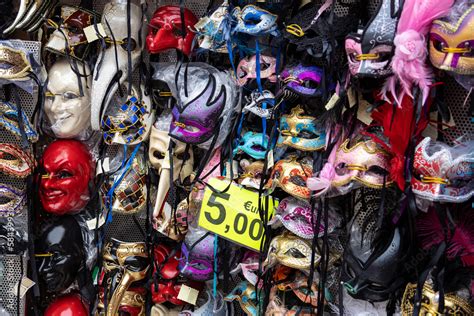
[
  {"x1": 242, "y1": 90, "x2": 275, "y2": 118},
  {"x1": 429, "y1": 3, "x2": 474, "y2": 75},
  {"x1": 39, "y1": 140, "x2": 94, "y2": 215},
  {"x1": 101, "y1": 239, "x2": 149, "y2": 316},
  {"x1": 101, "y1": 85, "x2": 154, "y2": 145},
  {"x1": 0, "y1": 101, "x2": 38, "y2": 142},
  {"x1": 411, "y1": 137, "x2": 474, "y2": 203},
  {"x1": 224, "y1": 281, "x2": 258, "y2": 316},
  {"x1": 90, "y1": 0, "x2": 143, "y2": 131},
  {"x1": 0, "y1": 184, "x2": 26, "y2": 216},
  {"x1": 277, "y1": 105, "x2": 326, "y2": 151},
  {"x1": 146, "y1": 5, "x2": 198, "y2": 56},
  {"x1": 45, "y1": 59, "x2": 92, "y2": 139},
  {"x1": 0, "y1": 143, "x2": 36, "y2": 178},
  {"x1": 233, "y1": 131, "x2": 269, "y2": 160},
  {"x1": 266, "y1": 156, "x2": 313, "y2": 200},
  {"x1": 179, "y1": 227, "x2": 217, "y2": 281},
  {"x1": 279, "y1": 64, "x2": 323, "y2": 98},
  {"x1": 236, "y1": 54, "x2": 277, "y2": 86},
  {"x1": 345, "y1": 0, "x2": 403, "y2": 78},
  {"x1": 232, "y1": 5, "x2": 280, "y2": 37},
  {"x1": 45, "y1": 5, "x2": 100, "y2": 61}
]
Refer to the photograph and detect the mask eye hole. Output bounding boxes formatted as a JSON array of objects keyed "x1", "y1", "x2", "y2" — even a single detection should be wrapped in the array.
[
  {"x1": 238, "y1": 69, "x2": 248, "y2": 79},
  {"x1": 57, "y1": 170, "x2": 73, "y2": 179},
  {"x1": 430, "y1": 35, "x2": 445, "y2": 52},
  {"x1": 0, "y1": 152, "x2": 17, "y2": 161},
  {"x1": 120, "y1": 38, "x2": 137, "y2": 51},
  {"x1": 376, "y1": 52, "x2": 392, "y2": 63},
  {"x1": 243, "y1": 14, "x2": 262, "y2": 26},
  {"x1": 335, "y1": 163, "x2": 348, "y2": 175},
  {"x1": 153, "y1": 151, "x2": 166, "y2": 159},
  {"x1": 284, "y1": 247, "x2": 306, "y2": 259},
  {"x1": 298, "y1": 130, "x2": 318, "y2": 139},
  {"x1": 250, "y1": 144, "x2": 266, "y2": 152},
  {"x1": 348, "y1": 52, "x2": 358, "y2": 63},
  {"x1": 300, "y1": 79, "x2": 318, "y2": 89},
  {"x1": 366, "y1": 165, "x2": 389, "y2": 177},
  {"x1": 260, "y1": 61, "x2": 271, "y2": 71},
  {"x1": 175, "y1": 151, "x2": 190, "y2": 160},
  {"x1": 290, "y1": 174, "x2": 306, "y2": 186}
]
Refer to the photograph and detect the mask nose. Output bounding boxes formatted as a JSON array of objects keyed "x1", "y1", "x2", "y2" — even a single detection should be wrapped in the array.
[
  {"x1": 440, "y1": 52, "x2": 455, "y2": 70},
  {"x1": 50, "y1": 96, "x2": 63, "y2": 114}
]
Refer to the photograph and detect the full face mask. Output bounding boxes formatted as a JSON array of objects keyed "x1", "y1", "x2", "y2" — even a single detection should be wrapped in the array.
[
  {"x1": 101, "y1": 84, "x2": 154, "y2": 145},
  {"x1": 236, "y1": 54, "x2": 277, "y2": 86},
  {"x1": 276, "y1": 105, "x2": 326, "y2": 151},
  {"x1": 90, "y1": 0, "x2": 143, "y2": 131},
  {"x1": 224, "y1": 281, "x2": 258, "y2": 316},
  {"x1": 279, "y1": 64, "x2": 324, "y2": 98},
  {"x1": 232, "y1": 5, "x2": 279, "y2": 36},
  {"x1": 100, "y1": 239, "x2": 149, "y2": 316},
  {"x1": 345, "y1": 0, "x2": 403, "y2": 78},
  {"x1": 45, "y1": 5, "x2": 100, "y2": 61},
  {"x1": 266, "y1": 156, "x2": 313, "y2": 200},
  {"x1": 411, "y1": 137, "x2": 474, "y2": 203},
  {"x1": 233, "y1": 131, "x2": 269, "y2": 160},
  {"x1": 44, "y1": 294, "x2": 88, "y2": 316},
  {"x1": 45, "y1": 59, "x2": 92, "y2": 139},
  {"x1": 146, "y1": 5, "x2": 198, "y2": 56},
  {"x1": 39, "y1": 140, "x2": 94, "y2": 215},
  {"x1": 0, "y1": 101, "x2": 38, "y2": 142},
  {"x1": 35, "y1": 216, "x2": 85, "y2": 293},
  {"x1": 429, "y1": 3, "x2": 474, "y2": 75},
  {"x1": 0, "y1": 143, "x2": 35, "y2": 178}
]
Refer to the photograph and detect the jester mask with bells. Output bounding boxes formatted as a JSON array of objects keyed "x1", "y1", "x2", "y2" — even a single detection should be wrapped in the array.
[{"x1": 90, "y1": 0, "x2": 143, "y2": 131}]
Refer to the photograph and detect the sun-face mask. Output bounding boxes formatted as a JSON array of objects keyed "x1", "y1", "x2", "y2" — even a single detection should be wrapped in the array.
[
  {"x1": 234, "y1": 131, "x2": 269, "y2": 160},
  {"x1": 224, "y1": 281, "x2": 258, "y2": 316},
  {"x1": 194, "y1": 1, "x2": 230, "y2": 53},
  {"x1": 90, "y1": 0, "x2": 143, "y2": 131},
  {"x1": 39, "y1": 140, "x2": 94, "y2": 215},
  {"x1": 242, "y1": 90, "x2": 275, "y2": 118},
  {"x1": 101, "y1": 153, "x2": 147, "y2": 215},
  {"x1": 277, "y1": 105, "x2": 326, "y2": 151},
  {"x1": 279, "y1": 64, "x2": 323, "y2": 98},
  {"x1": 345, "y1": 0, "x2": 403, "y2": 78},
  {"x1": 179, "y1": 228, "x2": 217, "y2": 281},
  {"x1": 429, "y1": 3, "x2": 474, "y2": 75},
  {"x1": 101, "y1": 85, "x2": 154, "y2": 145},
  {"x1": 0, "y1": 184, "x2": 26, "y2": 216},
  {"x1": 266, "y1": 156, "x2": 313, "y2": 200},
  {"x1": 45, "y1": 5, "x2": 100, "y2": 61},
  {"x1": 101, "y1": 239, "x2": 149, "y2": 316},
  {"x1": 263, "y1": 232, "x2": 320, "y2": 272},
  {"x1": 239, "y1": 159, "x2": 265, "y2": 189},
  {"x1": 401, "y1": 282, "x2": 474, "y2": 316},
  {"x1": 411, "y1": 137, "x2": 474, "y2": 203},
  {"x1": 236, "y1": 54, "x2": 277, "y2": 86},
  {"x1": 45, "y1": 59, "x2": 92, "y2": 139},
  {"x1": 0, "y1": 101, "x2": 38, "y2": 142},
  {"x1": 0, "y1": 143, "x2": 35, "y2": 178},
  {"x1": 147, "y1": 6, "x2": 198, "y2": 56},
  {"x1": 269, "y1": 197, "x2": 337, "y2": 240},
  {"x1": 232, "y1": 5, "x2": 279, "y2": 37}
]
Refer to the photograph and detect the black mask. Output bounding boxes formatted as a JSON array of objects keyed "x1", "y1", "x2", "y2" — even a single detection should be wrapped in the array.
[{"x1": 35, "y1": 216, "x2": 85, "y2": 293}]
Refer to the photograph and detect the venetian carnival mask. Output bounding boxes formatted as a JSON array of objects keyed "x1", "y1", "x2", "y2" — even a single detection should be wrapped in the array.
[
  {"x1": 90, "y1": 0, "x2": 143, "y2": 131},
  {"x1": 179, "y1": 290, "x2": 229, "y2": 316},
  {"x1": 411, "y1": 137, "x2": 474, "y2": 203},
  {"x1": 101, "y1": 84, "x2": 154, "y2": 145},
  {"x1": 277, "y1": 105, "x2": 326, "y2": 151},
  {"x1": 345, "y1": 0, "x2": 403, "y2": 78},
  {"x1": 194, "y1": 1, "x2": 229, "y2": 52},
  {"x1": 242, "y1": 90, "x2": 275, "y2": 118},
  {"x1": 35, "y1": 216, "x2": 85, "y2": 293},
  {"x1": 101, "y1": 153, "x2": 147, "y2": 215},
  {"x1": 45, "y1": 294, "x2": 88, "y2": 316},
  {"x1": 401, "y1": 282, "x2": 474, "y2": 316},
  {"x1": 234, "y1": 131, "x2": 269, "y2": 160},
  {"x1": 225, "y1": 281, "x2": 258, "y2": 316},
  {"x1": 45, "y1": 59, "x2": 92, "y2": 139},
  {"x1": 266, "y1": 156, "x2": 313, "y2": 200},
  {"x1": 236, "y1": 54, "x2": 277, "y2": 86},
  {"x1": 155, "y1": 198, "x2": 189, "y2": 241},
  {"x1": 429, "y1": 3, "x2": 474, "y2": 75},
  {"x1": 98, "y1": 287, "x2": 146, "y2": 316},
  {"x1": 239, "y1": 159, "x2": 264, "y2": 189},
  {"x1": 0, "y1": 183, "x2": 26, "y2": 216},
  {"x1": 100, "y1": 239, "x2": 149, "y2": 316},
  {"x1": 279, "y1": 64, "x2": 323, "y2": 98},
  {"x1": 39, "y1": 140, "x2": 94, "y2": 215},
  {"x1": 276, "y1": 271, "x2": 321, "y2": 307},
  {"x1": 45, "y1": 5, "x2": 100, "y2": 61},
  {"x1": 0, "y1": 45, "x2": 31, "y2": 80},
  {"x1": 232, "y1": 5, "x2": 279, "y2": 36},
  {"x1": 0, "y1": 143, "x2": 35, "y2": 178},
  {"x1": 266, "y1": 284, "x2": 313, "y2": 316},
  {"x1": 146, "y1": 5, "x2": 198, "y2": 56},
  {"x1": 0, "y1": 101, "x2": 38, "y2": 142}
]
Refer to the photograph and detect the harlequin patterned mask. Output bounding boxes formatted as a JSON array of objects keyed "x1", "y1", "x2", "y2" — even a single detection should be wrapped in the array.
[
  {"x1": 178, "y1": 227, "x2": 216, "y2": 281},
  {"x1": 45, "y1": 5, "x2": 100, "y2": 61},
  {"x1": 277, "y1": 105, "x2": 326, "y2": 151},
  {"x1": 0, "y1": 143, "x2": 35, "y2": 178},
  {"x1": 0, "y1": 101, "x2": 38, "y2": 142},
  {"x1": 266, "y1": 156, "x2": 313, "y2": 200},
  {"x1": 345, "y1": 0, "x2": 403, "y2": 78},
  {"x1": 233, "y1": 131, "x2": 269, "y2": 160},
  {"x1": 429, "y1": 3, "x2": 474, "y2": 75},
  {"x1": 146, "y1": 5, "x2": 198, "y2": 56},
  {"x1": 411, "y1": 137, "x2": 474, "y2": 203},
  {"x1": 279, "y1": 64, "x2": 323, "y2": 98},
  {"x1": 232, "y1": 5, "x2": 279, "y2": 37},
  {"x1": 236, "y1": 54, "x2": 277, "y2": 86}
]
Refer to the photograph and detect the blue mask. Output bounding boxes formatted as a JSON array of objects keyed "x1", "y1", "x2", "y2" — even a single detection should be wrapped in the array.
[
  {"x1": 234, "y1": 131, "x2": 269, "y2": 160},
  {"x1": 232, "y1": 5, "x2": 280, "y2": 37},
  {"x1": 0, "y1": 101, "x2": 38, "y2": 142}
]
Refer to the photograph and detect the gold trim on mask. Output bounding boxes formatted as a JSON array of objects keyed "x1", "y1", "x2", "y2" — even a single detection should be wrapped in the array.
[
  {"x1": 0, "y1": 46, "x2": 31, "y2": 80},
  {"x1": 355, "y1": 53, "x2": 380, "y2": 61},
  {"x1": 433, "y1": 5, "x2": 474, "y2": 33}
]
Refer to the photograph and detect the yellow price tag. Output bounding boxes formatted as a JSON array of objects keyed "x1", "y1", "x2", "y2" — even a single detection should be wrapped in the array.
[{"x1": 198, "y1": 178, "x2": 277, "y2": 252}]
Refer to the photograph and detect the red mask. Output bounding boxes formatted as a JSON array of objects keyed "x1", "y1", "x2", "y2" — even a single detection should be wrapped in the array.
[
  {"x1": 44, "y1": 294, "x2": 88, "y2": 316},
  {"x1": 146, "y1": 5, "x2": 198, "y2": 56},
  {"x1": 39, "y1": 140, "x2": 94, "y2": 215}
]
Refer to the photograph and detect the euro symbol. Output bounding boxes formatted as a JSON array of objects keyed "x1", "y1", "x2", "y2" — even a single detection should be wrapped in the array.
[{"x1": 244, "y1": 201, "x2": 252, "y2": 212}]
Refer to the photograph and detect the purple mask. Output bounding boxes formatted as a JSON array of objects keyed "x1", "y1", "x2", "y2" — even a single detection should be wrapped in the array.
[
  {"x1": 268, "y1": 197, "x2": 338, "y2": 239},
  {"x1": 178, "y1": 227, "x2": 216, "y2": 281},
  {"x1": 279, "y1": 64, "x2": 323, "y2": 98},
  {"x1": 170, "y1": 73, "x2": 226, "y2": 144}
]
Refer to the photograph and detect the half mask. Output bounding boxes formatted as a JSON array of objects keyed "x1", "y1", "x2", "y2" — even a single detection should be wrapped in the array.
[
  {"x1": 412, "y1": 137, "x2": 474, "y2": 203},
  {"x1": 266, "y1": 156, "x2": 313, "y2": 200},
  {"x1": 239, "y1": 159, "x2": 264, "y2": 190},
  {"x1": 234, "y1": 131, "x2": 269, "y2": 160},
  {"x1": 194, "y1": 1, "x2": 230, "y2": 53},
  {"x1": 224, "y1": 281, "x2": 258, "y2": 316},
  {"x1": 39, "y1": 140, "x2": 94, "y2": 215},
  {"x1": 0, "y1": 45, "x2": 31, "y2": 80},
  {"x1": 279, "y1": 64, "x2": 323, "y2": 98},
  {"x1": 0, "y1": 184, "x2": 26, "y2": 216},
  {"x1": 242, "y1": 90, "x2": 275, "y2": 119},
  {"x1": 155, "y1": 198, "x2": 188, "y2": 241},
  {"x1": 45, "y1": 294, "x2": 88, "y2": 316},
  {"x1": 232, "y1": 5, "x2": 279, "y2": 36},
  {"x1": 45, "y1": 5, "x2": 100, "y2": 61},
  {"x1": 276, "y1": 105, "x2": 326, "y2": 151},
  {"x1": 276, "y1": 271, "x2": 321, "y2": 307},
  {"x1": 0, "y1": 101, "x2": 38, "y2": 142},
  {"x1": 236, "y1": 54, "x2": 277, "y2": 86},
  {"x1": 179, "y1": 290, "x2": 229, "y2": 316},
  {"x1": 35, "y1": 216, "x2": 85, "y2": 293},
  {"x1": 0, "y1": 143, "x2": 35, "y2": 178},
  {"x1": 147, "y1": 6, "x2": 198, "y2": 56}
]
